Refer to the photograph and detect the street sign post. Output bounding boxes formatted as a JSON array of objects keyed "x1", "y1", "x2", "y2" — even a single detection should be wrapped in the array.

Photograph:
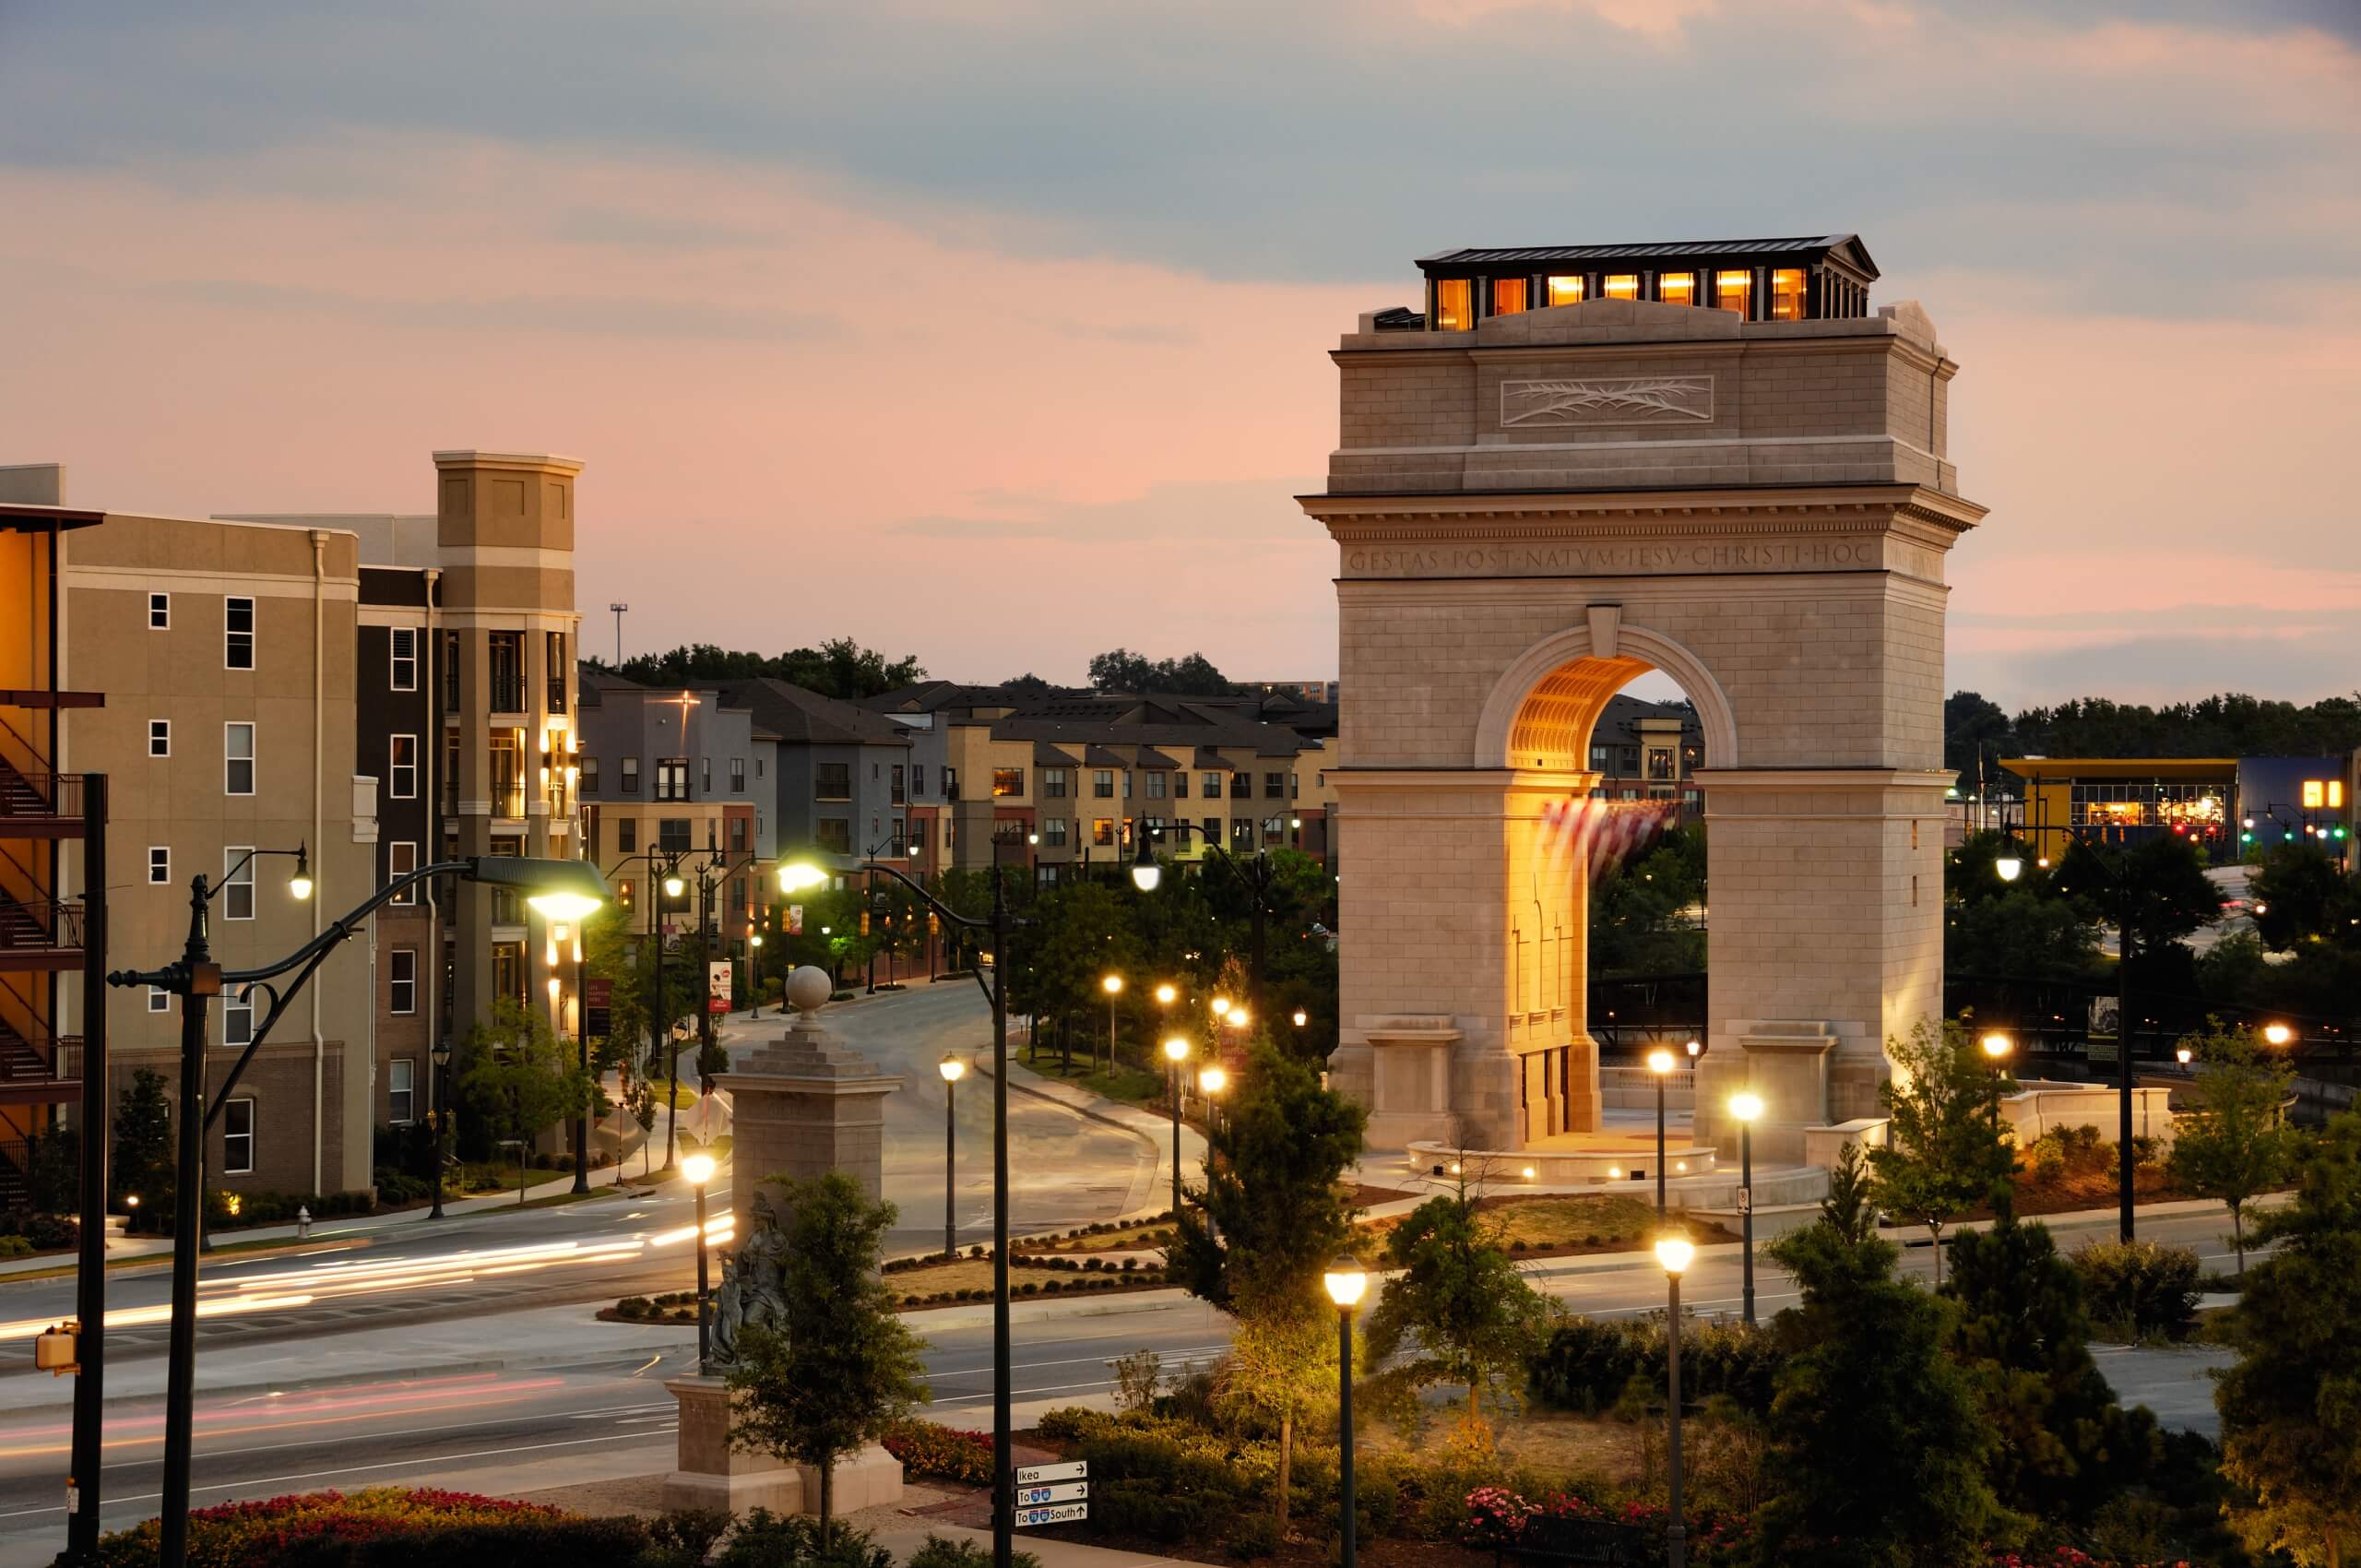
[{"x1": 1013, "y1": 1460, "x2": 1086, "y2": 1526}]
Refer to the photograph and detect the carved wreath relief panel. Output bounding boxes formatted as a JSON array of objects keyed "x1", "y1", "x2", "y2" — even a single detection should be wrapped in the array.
[{"x1": 1500, "y1": 376, "x2": 1714, "y2": 428}]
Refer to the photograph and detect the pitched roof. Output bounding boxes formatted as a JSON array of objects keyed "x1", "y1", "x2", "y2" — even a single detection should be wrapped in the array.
[
  {"x1": 719, "y1": 678, "x2": 911, "y2": 748},
  {"x1": 1418, "y1": 234, "x2": 1878, "y2": 278}
]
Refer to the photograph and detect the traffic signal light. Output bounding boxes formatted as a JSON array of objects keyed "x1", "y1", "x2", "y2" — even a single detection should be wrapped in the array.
[{"x1": 860, "y1": 909, "x2": 871, "y2": 937}]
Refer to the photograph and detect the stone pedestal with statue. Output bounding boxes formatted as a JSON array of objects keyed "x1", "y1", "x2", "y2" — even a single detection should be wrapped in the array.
[{"x1": 661, "y1": 966, "x2": 908, "y2": 1515}]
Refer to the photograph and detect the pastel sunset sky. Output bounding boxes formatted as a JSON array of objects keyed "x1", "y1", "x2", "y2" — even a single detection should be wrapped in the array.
[{"x1": 3, "y1": 2, "x2": 2355, "y2": 707}]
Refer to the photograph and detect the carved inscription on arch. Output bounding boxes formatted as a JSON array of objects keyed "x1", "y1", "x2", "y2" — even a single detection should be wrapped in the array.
[
  {"x1": 1344, "y1": 538, "x2": 1881, "y2": 578},
  {"x1": 1501, "y1": 376, "x2": 1713, "y2": 427}
]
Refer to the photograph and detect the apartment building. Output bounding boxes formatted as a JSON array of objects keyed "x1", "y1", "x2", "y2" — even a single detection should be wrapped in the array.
[{"x1": 575, "y1": 674, "x2": 761, "y2": 947}]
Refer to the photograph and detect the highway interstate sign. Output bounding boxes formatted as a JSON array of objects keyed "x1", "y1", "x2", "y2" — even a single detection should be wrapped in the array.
[
  {"x1": 1014, "y1": 1460, "x2": 1086, "y2": 1485},
  {"x1": 1017, "y1": 1481, "x2": 1088, "y2": 1506},
  {"x1": 1014, "y1": 1502, "x2": 1088, "y2": 1528}
]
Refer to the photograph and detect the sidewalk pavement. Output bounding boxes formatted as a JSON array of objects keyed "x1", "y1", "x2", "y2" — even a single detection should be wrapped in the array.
[{"x1": 972, "y1": 1053, "x2": 1204, "y2": 1225}]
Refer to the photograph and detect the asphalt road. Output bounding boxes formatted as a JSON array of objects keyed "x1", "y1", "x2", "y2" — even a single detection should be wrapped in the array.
[{"x1": 0, "y1": 1198, "x2": 2257, "y2": 1562}]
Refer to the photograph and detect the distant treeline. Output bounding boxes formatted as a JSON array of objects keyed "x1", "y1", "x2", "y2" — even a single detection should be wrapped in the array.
[{"x1": 1946, "y1": 691, "x2": 2361, "y2": 777}]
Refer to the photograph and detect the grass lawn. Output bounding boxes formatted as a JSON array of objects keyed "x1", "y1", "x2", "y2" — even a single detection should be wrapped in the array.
[
  {"x1": 883, "y1": 1253, "x2": 1172, "y2": 1308},
  {"x1": 1359, "y1": 1403, "x2": 1644, "y2": 1487},
  {"x1": 1357, "y1": 1194, "x2": 1735, "y2": 1260},
  {"x1": 1024, "y1": 1053, "x2": 1169, "y2": 1109}
]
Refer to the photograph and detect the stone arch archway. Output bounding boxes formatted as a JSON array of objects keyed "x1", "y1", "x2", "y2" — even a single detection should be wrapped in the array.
[{"x1": 1303, "y1": 289, "x2": 1985, "y2": 1163}]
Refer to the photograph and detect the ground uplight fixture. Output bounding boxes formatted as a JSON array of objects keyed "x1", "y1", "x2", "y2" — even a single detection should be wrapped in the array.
[{"x1": 1163, "y1": 1036, "x2": 1190, "y2": 1063}]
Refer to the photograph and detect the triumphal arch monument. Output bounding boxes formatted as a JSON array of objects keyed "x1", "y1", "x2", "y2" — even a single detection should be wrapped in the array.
[{"x1": 1305, "y1": 236, "x2": 1985, "y2": 1166}]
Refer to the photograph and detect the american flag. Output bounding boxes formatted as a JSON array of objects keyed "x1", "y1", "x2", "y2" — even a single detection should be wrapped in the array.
[{"x1": 1536, "y1": 798, "x2": 1679, "y2": 881}]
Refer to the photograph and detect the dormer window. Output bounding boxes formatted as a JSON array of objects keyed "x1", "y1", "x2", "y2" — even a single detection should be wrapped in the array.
[
  {"x1": 1603, "y1": 274, "x2": 1640, "y2": 301},
  {"x1": 1546, "y1": 276, "x2": 1585, "y2": 306},
  {"x1": 1714, "y1": 270, "x2": 1753, "y2": 316},
  {"x1": 1490, "y1": 278, "x2": 1528, "y2": 315},
  {"x1": 1771, "y1": 268, "x2": 1806, "y2": 321},
  {"x1": 1657, "y1": 272, "x2": 1696, "y2": 306}
]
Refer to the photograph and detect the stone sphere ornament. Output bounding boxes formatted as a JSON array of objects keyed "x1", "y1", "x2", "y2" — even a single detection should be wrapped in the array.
[{"x1": 786, "y1": 965, "x2": 834, "y2": 1015}]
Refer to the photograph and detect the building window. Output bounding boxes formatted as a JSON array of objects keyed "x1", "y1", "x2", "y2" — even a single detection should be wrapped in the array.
[
  {"x1": 1173, "y1": 771, "x2": 1189, "y2": 800},
  {"x1": 1264, "y1": 815, "x2": 1287, "y2": 847},
  {"x1": 1232, "y1": 817, "x2": 1255, "y2": 851},
  {"x1": 1433, "y1": 279, "x2": 1473, "y2": 331},
  {"x1": 1546, "y1": 275, "x2": 1585, "y2": 306},
  {"x1": 546, "y1": 631, "x2": 567, "y2": 713},
  {"x1": 492, "y1": 942, "x2": 526, "y2": 1007},
  {"x1": 815, "y1": 763, "x2": 851, "y2": 802},
  {"x1": 993, "y1": 768, "x2": 1025, "y2": 798},
  {"x1": 731, "y1": 757, "x2": 747, "y2": 793},
  {"x1": 1092, "y1": 817, "x2": 1115, "y2": 847},
  {"x1": 1264, "y1": 772, "x2": 1286, "y2": 799},
  {"x1": 221, "y1": 1099, "x2": 255, "y2": 1174},
  {"x1": 1490, "y1": 277, "x2": 1528, "y2": 315},
  {"x1": 223, "y1": 998, "x2": 254, "y2": 1050},
  {"x1": 1647, "y1": 746, "x2": 1676, "y2": 782},
  {"x1": 656, "y1": 758, "x2": 689, "y2": 802},
  {"x1": 1590, "y1": 743, "x2": 1609, "y2": 768},
  {"x1": 390, "y1": 627, "x2": 418, "y2": 692},
  {"x1": 1093, "y1": 770, "x2": 1114, "y2": 799},
  {"x1": 388, "y1": 1056, "x2": 415, "y2": 1122},
  {"x1": 1042, "y1": 816, "x2": 1068, "y2": 847},
  {"x1": 1145, "y1": 771, "x2": 1167, "y2": 800},
  {"x1": 582, "y1": 755, "x2": 599, "y2": 795},
  {"x1": 701, "y1": 757, "x2": 712, "y2": 796},
  {"x1": 1657, "y1": 271, "x2": 1696, "y2": 306},
  {"x1": 1043, "y1": 768, "x2": 1068, "y2": 799},
  {"x1": 1203, "y1": 772, "x2": 1223, "y2": 799},
  {"x1": 888, "y1": 764, "x2": 905, "y2": 804},
  {"x1": 1229, "y1": 772, "x2": 1251, "y2": 800},
  {"x1": 148, "y1": 847, "x2": 171, "y2": 885},
  {"x1": 225, "y1": 722, "x2": 255, "y2": 795},
  {"x1": 389, "y1": 734, "x2": 418, "y2": 799},
  {"x1": 1603, "y1": 274, "x2": 1640, "y2": 301},
  {"x1": 618, "y1": 817, "x2": 637, "y2": 852},
  {"x1": 943, "y1": 767, "x2": 959, "y2": 801},
  {"x1": 621, "y1": 756, "x2": 640, "y2": 794},
  {"x1": 488, "y1": 730, "x2": 525, "y2": 815},
  {"x1": 908, "y1": 764, "x2": 920, "y2": 794},
  {"x1": 224, "y1": 596, "x2": 255, "y2": 670},
  {"x1": 730, "y1": 815, "x2": 747, "y2": 851},
  {"x1": 148, "y1": 987, "x2": 170, "y2": 1014},
  {"x1": 443, "y1": 631, "x2": 460, "y2": 712},
  {"x1": 815, "y1": 818, "x2": 851, "y2": 856},
  {"x1": 389, "y1": 950, "x2": 417, "y2": 1016},
  {"x1": 658, "y1": 818, "x2": 692, "y2": 854},
  {"x1": 148, "y1": 719, "x2": 171, "y2": 758},
  {"x1": 1714, "y1": 269, "x2": 1753, "y2": 317},
  {"x1": 1771, "y1": 268, "x2": 1806, "y2": 321},
  {"x1": 389, "y1": 841, "x2": 418, "y2": 904},
  {"x1": 223, "y1": 849, "x2": 255, "y2": 921},
  {"x1": 1201, "y1": 816, "x2": 1220, "y2": 847},
  {"x1": 487, "y1": 632, "x2": 525, "y2": 712},
  {"x1": 148, "y1": 592, "x2": 169, "y2": 630}
]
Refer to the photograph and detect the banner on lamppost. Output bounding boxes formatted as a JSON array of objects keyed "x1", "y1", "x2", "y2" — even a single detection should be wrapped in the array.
[
  {"x1": 787, "y1": 904, "x2": 803, "y2": 935},
  {"x1": 707, "y1": 960, "x2": 732, "y2": 1015},
  {"x1": 585, "y1": 977, "x2": 613, "y2": 1038}
]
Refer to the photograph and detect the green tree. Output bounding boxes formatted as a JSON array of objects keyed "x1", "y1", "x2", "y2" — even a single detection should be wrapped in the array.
[
  {"x1": 2167, "y1": 1019, "x2": 2296, "y2": 1273},
  {"x1": 610, "y1": 638, "x2": 924, "y2": 701},
  {"x1": 1943, "y1": 1209, "x2": 2161, "y2": 1522},
  {"x1": 726, "y1": 1172, "x2": 931, "y2": 1543},
  {"x1": 1588, "y1": 826, "x2": 1706, "y2": 976},
  {"x1": 1360, "y1": 1175, "x2": 1555, "y2": 1443},
  {"x1": 2248, "y1": 840, "x2": 2360, "y2": 952},
  {"x1": 1946, "y1": 887, "x2": 2105, "y2": 980},
  {"x1": 1168, "y1": 1040, "x2": 1365, "y2": 1530},
  {"x1": 456, "y1": 999, "x2": 599, "y2": 1156},
  {"x1": 1867, "y1": 1016, "x2": 2014, "y2": 1287},
  {"x1": 581, "y1": 903, "x2": 648, "y2": 1075},
  {"x1": 2215, "y1": 1111, "x2": 2361, "y2": 1567},
  {"x1": 1943, "y1": 690, "x2": 2018, "y2": 778},
  {"x1": 1086, "y1": 647, "x2": 1238, "y2": 695},
  {"x1": 1759, "y1": 1208, "x2": 2008, "y2": 1564},
  {"x1": 1820, "y1": 1139, "x2": 1878, "y2": 1247},
  {"x1": 112, "y1": 1066, "x2": 173, "y2": 1221}
]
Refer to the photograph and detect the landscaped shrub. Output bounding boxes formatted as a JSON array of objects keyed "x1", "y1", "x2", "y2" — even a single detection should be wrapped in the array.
[
  {"x1": 903, "y1": 1533, "x2": 1039, "y2": 1568},
  {"x1": 0, "y1": 1208, "x2": 77, "y2": 1250},
  {"x1": 1527, "y1": 1316, "x2": 1786, "y2": 1417},
  {"x1": 713, "y1": 1510, "x2": 890, "y2": 1568},
  {"x1": 0, "y1": 1235, "x2": 30, "y2": 1259},
  {"x1": 881, "y1": 1418, "x2": 994, "y2": 1485},
  {"x1": 90, "y1": 1488, "x2": 650, "y2": 1568},
  {"x1": 643, "y1": 1507, "x2": 731, "y2": 1568},
  {"x1": 2072, "y1": 1240, "x2": 2201, "y2": 1342}
]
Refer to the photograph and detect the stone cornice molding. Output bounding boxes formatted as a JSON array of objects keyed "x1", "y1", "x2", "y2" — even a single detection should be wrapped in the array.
[{"x1": 1302, "y1": 483, "x2": 1986, "y2": 540}]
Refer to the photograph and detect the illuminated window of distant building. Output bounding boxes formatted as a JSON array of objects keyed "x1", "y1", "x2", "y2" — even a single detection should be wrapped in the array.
[
  {"x1": 1715, "y1": 270, "x2": 1753, "y2": 317},
  {"x1": 1546, "y1": 275, "x2": 1585, "y2": 306},
  {"x1": 2303, "y1": 780, "x2": 2326, "y2": 809},
  {"x1": 1603, "y1": 274, "x2": 1640, "y2": 301},
  {"x1": 1093, "y1": 818, "x2": 1115, "y2": 847},
  {"x1": 1490, "y1": 278, "x2": 1528, "y2": 315},
  {"x1": 1433, "y1": 279, "x2": 1473, "y2": 331},
  {"x1": 2333, "y1": 781, "x2": 2347, "y2": 809},
  {"x1": 1657, "y1": 272, "x2": 1696, "y2": 307},
  {"x1": 1771, "y1": 268, "x2": 1806, "y2": 321}
]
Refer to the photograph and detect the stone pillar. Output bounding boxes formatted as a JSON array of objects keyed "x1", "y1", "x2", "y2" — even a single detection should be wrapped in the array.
[{"x1": 662, "y1": 966, "x2": 908, "y2": 1516}]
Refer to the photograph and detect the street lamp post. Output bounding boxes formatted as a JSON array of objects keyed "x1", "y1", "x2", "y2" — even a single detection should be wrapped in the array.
[
  {"x1": 107, "y1": 851, "x2": 606, "y2": 1568},
  {"x1": 1129, "y1": 827, "x2": 1277, "y2": 1024},
  {"x1": 1102, "y1": 973, "x2": 1123, "y2": 1071},
  {"x1": 1728, "y1": 1093, "x2": 1762, "y2": 1326},
  {"x1": 1162, "y1": 1036, "x2": 1190, "y2": 1215},
  {"x1": 571, "y1": 921, "x2": 590, "y2": 1195},
  {"x1": 939, "y1": 1054, "x2": 966, "y2": 1256},
  {"x1": 1981, "y1": 1031, "x2": 2014, "y2": 1132},
  {"x1": 660, "y1": 860, "x2": 687, "y2": 1169},
  {"x1": 1646, "y1": 1047, "x2": 1677, "y2": 1218},
  {"x1": 1657, "y1": 1236, "x2": 1694, "y2": 1568},
  {"x1": 428, "y1": 1037, "x2": 453, "y2": 1220},
  {"x1": 1323, "y1": 1256, "x2": 1368, "y2": 1568},
  {"x1": 778, "y1": 849, "x2": 1024, "y2": 1568},
  {"x1": 682, "y1": 1152, "x2": 717, "y2": 1373}
]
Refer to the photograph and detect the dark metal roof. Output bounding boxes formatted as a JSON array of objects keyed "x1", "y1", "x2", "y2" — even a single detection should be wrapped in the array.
[{"x1": 1418, "y1": 234, "x2": 1877, "y2": 278}]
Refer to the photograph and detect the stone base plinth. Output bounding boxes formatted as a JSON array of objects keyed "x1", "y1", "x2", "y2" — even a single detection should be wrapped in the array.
[{"x1": 662, "y1": 1376, "x2": 906, "y2": 1516}]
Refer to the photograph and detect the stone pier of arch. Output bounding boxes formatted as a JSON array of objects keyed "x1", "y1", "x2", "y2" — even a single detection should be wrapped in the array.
[{"x1": 1306, "y1": 289, "x2": 1985, "y2": 1172}]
